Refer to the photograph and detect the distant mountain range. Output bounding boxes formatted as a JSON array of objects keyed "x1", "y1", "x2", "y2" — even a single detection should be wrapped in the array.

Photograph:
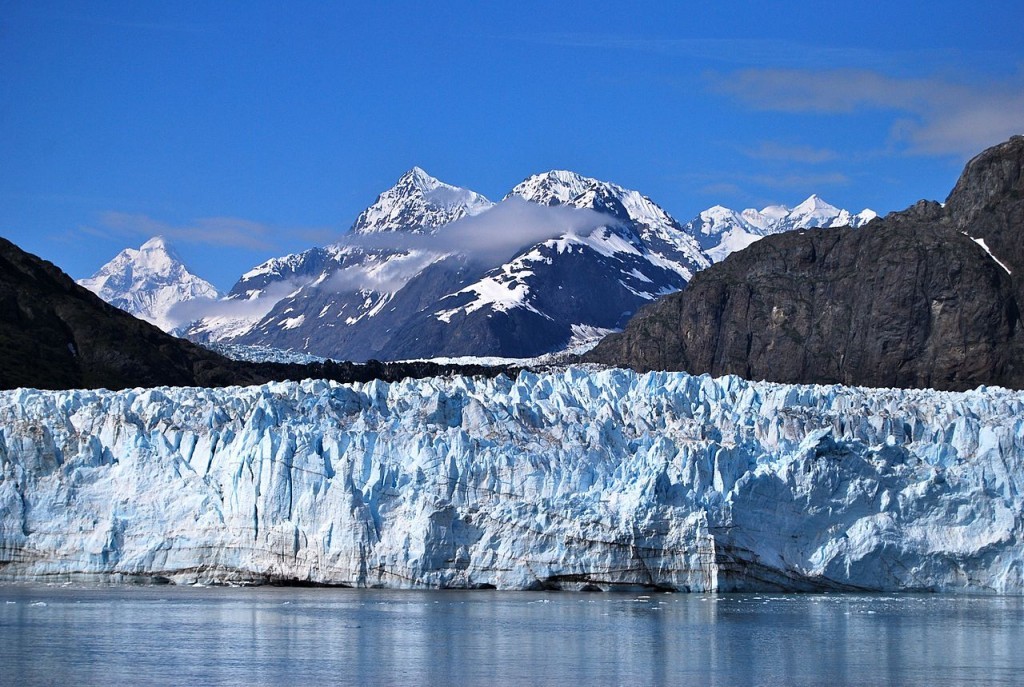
[
  {"x1": 80, "y1": 169, "x2": 874, "y2": 360},
  {"x1": 685, "y1": 195, "x2": 877, "y2": 262},
  {"x1": 10, "y1": 137, "x2": 1022, "y2": 391}
]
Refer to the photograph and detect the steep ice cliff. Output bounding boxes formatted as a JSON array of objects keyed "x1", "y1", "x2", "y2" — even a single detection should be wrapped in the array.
[{"x1": 1, "y1": 369, "x2": 1022, "y2": 592}]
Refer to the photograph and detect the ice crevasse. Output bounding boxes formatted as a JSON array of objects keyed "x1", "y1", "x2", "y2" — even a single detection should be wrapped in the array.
[{"x1": 1, "y1": 368, "x2": 1023, "y2": 592}]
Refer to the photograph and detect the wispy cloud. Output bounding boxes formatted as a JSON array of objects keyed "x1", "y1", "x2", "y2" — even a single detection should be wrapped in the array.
[
  {"x1": 696, "y1": 182, "x2": 745, "y2": 198},
  {"x1": 516, "y1": 35, "x2": 970, "y2": 71},
  {"x1": 712, "y1": 68, "x2": 1024, "y2": 156},
  {"x1": 749, "y1": 172, "x2": 851, "y2": 190},
  {"x1": 88, "y1": 212, "x2": 337, "y2": 252},
  {"x1": 96, "y1": 213, "x2": 277, "y2": 250},
  {"x1": 295, "y1": 227, "x2": 344, "y2": 245},
  {"x1": 740, "y1": 141, "x2": 838, "y2": 164},
  {"x1": 693, "y1": 170, "x2": 850, "y2": 196},
  {"x1": 336, "y1": 197, "x2": 617, "y2": 268},
  {"x1": 324, "y1": 251, "x2": 446, "y2": 295},
  {"x1": 166, "y1": 280, "x2": 301, "y2": 329}
]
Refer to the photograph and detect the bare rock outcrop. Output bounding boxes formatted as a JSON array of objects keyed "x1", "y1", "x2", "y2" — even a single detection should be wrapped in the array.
[{"x1": 587, "y1": 136, "x2": 1024, "y2": 391}]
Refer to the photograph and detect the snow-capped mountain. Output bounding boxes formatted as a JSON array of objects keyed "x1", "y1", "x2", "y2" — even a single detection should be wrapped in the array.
[
  {"x1": 687, "y1": 195, "x2": 877, "y2": 262},
  {"x1": 4, "y1": 370, "x2": 1023, "y2": 592},
  {"x1": 78, "y1": 236, "x2": 221, "y2": 331},
  {"x1": 184, "y1": 168, "x2": 493, "y2": 346},
  {"x1": 350, "y1": 166, "x2": 493, "y2": 235},
  {"x1": 506, "y1": 169, "x2": 709, "y2": 274},
  {"x1": 185, "y1": 167, "x2": 712, "y2": 360},
  {"x1": 405, "y1": 170, "x2": 711, "y2": 357},
  {"x1": 85, "y1": 180, "x2": 875, "y2": 360}
]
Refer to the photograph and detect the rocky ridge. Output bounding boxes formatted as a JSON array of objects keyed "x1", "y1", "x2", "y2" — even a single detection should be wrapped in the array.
[{"x1": 587, "y1": 136, "x2": 1024, "y2": 391}]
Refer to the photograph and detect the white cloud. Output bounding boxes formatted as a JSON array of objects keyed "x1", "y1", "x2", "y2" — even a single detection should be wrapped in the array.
[
  {"x1": 741, "y1": 141, "x2": 839, "y2": 164},
  {"x1": 713, "y1": 68, "x2": 1024, "y2": 156},
  {"x1": 323, "y1": 250, "x2": 445, "y2": 294},
  {"x1": 166, "y1": 280, "x2": 300, "y2": 328},
  {"x1": 93, "y1": 212, "x2": 337, "y2": 251},
  {"x1": 335, "y1": 197, "x2": 618, "y2": 268}
]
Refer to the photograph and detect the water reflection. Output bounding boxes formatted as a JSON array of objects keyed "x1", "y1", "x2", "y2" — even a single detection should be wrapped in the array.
[{"x1": 2, "y1": 587, "x2": 1022, "y2": 686}]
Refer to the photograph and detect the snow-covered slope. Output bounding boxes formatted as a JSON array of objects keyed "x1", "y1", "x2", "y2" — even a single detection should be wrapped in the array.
[
  {"x1": 687, "y1": 195, "x2": 877, "y2": 262},
  {"x1": 187, "y1": 169, "x2": 712, "y2": 361},
  {"x1": 78, "y1": 236, "x2": 221, "y2": 331},
  {"x1": 2, "y1": 370, "x2": 1021, "y2": 593},
  {"x1": 350, "y1": 166, "x2": 493, "y2": 235},
  {"x1": 507, "y1": 169, "x2": 709, "y2": 275},
  {"x1": 407, "y1": 171, "x2": 711, "y2": 357}
]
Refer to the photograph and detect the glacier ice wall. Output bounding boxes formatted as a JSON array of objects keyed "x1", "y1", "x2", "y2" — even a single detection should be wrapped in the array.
[{"x1": 1, "y1": 369, "x2": 1023, "y2": 592}]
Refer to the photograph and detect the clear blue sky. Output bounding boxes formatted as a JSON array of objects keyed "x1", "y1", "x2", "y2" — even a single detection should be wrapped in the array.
[{"x1": 2, "y1": 1, "x2": 1022, "y2": 290}]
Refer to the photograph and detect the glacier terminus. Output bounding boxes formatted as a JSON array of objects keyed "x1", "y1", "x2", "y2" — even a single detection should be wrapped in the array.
[{"x1": 1, "y1": 369, "x2": 1022, "y2": 593}]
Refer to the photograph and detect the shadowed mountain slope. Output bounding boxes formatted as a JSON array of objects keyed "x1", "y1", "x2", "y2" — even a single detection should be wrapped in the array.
[{"x1": 587, "y1": 136, "x2": 1024, "y2": 391}]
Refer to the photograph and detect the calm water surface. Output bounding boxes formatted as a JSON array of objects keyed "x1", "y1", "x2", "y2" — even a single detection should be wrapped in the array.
[{"x1": 2, "y1": 585, "x2": 1022, "y2": 686}]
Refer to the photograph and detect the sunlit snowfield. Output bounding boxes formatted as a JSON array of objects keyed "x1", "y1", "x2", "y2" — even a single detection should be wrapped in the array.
[{"x1": 2, "y1": 585, "x2": 1022, "y2": 686}]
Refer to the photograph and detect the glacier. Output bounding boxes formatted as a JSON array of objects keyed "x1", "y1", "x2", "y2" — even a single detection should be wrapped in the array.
[{"x1": 1, "y1": 369, "x2": 1023, "y2": 593}]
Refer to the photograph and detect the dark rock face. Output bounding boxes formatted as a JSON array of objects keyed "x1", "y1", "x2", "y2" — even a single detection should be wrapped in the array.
[
  {"x1": 0, "y1": 238, "x2": 520, "y2": 391},
  {"x1": 587, "y1": 136, "x2": 1024, "y2": 391},
  {"x1": 946, "y1": 136, "x2": 1024, "y2": 305},
  {"x1": 0, "y1": 236, "x2": 257, "y2": 390}
]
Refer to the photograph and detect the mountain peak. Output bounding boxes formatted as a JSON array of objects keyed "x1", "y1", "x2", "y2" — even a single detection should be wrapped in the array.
[
  {"x1": 505, "y1": 170, "x2": 597, "y2": 207},
  {"x1": 349, "y1": 168, "x2": 493, "y2": 235},
  {"x1": 791, "y1": 194, "x2": 839, "y2": 215},
  {"x1": 141, "y1": 235, "x2": 170, "y2": 250},
  {"x1": 686, "y1": 196, "x2": 876, "y2": 261},
  {"x1": 135, "y1": 235, "x2": 183, "y2": 270},
  {"x1": 398, "y1": 166, "x2": 438, "y2": 187},
  {"x1": 77, "y1": 237, "x2": 221, "y2": 331}
]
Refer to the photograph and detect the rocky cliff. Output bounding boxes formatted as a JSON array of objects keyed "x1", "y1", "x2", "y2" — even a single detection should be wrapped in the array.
[{"x1": 587, "y1": 136, "x2": 1024, "y2": 391}]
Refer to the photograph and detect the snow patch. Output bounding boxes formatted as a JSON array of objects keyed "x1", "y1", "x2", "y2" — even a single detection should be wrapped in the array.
[{"x1": 969, "y1": 235, "x2": 1012, "y2": 274}]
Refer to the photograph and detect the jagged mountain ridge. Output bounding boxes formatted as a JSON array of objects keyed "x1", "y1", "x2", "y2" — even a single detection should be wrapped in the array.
[
  {"x1": 587, "y1": 136, "x2": 1024, "y2": 391},
  {"x1": 686, "y1": 195, "x2": 877, "y2": 263},
  {"x1": 89, "y1": 169, "x2": 874, "y2": 361},
  {"x1": 186, "y1": 168, "x2": 493, "y2": 343},
  {"x1": 78, "y1": 236, "x2": 221, "y2": 331},
  {"x1": 190, "y1": 167, "x2": 712, "y2": 360},
  {"x1": 350, "y1": 166, "x2": 494, "y2": 235}
]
